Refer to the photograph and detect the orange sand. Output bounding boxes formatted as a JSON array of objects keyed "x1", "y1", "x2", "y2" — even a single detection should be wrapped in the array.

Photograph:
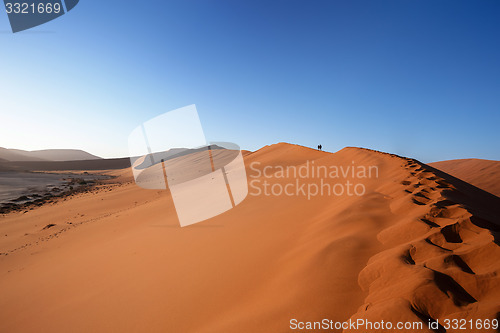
[{"x1": 0, "y1": 143, "x2": 498, "y2": 332}]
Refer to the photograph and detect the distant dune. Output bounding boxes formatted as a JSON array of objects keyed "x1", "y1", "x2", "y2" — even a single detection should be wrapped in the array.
[
  {"x1": 0, "y1": 147, "x2": 102, "y2": 162},
  {"x1": 430, "y1": 158, "x2": 500, "y2": 197},
  {"x1": 0, "y1": 143, "x2": 498, "y2": 332},
  {"x1": 3, "y1": 157, "x2": 130, "y2": 171},
  {"x1": 0, "y1": 147, "x2": 48, "y2": 162},
  {"x1": 0, "y1": 147, "x2": 126, "y2": 171}
]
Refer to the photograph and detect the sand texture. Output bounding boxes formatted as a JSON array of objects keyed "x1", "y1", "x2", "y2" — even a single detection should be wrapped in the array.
[{"x1": 0, "y1": 143, "x2": 498, "y2": 332}]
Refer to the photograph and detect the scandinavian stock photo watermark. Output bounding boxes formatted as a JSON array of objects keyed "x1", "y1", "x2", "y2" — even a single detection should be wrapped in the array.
[
  {"x1": 249, "y1": 160, "x2": 379, "y2": 200},
  {"x1": 128, "y1": 106, "x2": 379, "y2": 226}
]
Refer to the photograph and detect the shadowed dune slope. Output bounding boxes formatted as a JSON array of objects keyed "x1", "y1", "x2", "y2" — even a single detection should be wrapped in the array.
[
  {"x1": 429, "y1": 158, "x2": 500, "y2": 197},
  {"x1": 0, "y1": 143, "x2": 498, "y2": 333}
]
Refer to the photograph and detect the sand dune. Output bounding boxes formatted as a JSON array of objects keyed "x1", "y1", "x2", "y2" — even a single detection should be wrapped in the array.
[
  {"x1": 0, "y1": 147, "x2": 114, "y2": 172},
  {"x1": 0, "y1": 143, "x2": 498, "y2": 332},
  {"x1": 0, "y1": 148, "x2": 48, "y2": 162},
  {"x1": 347, "y1": 151, "x2": 500, "y2": 332},
  {"x1": 430, "y1": 158, "x2": 500, "y2": 197},
  {"x1": 0, "y1": 147, "x2": 102, "y2": 162},
  {"x1": 1, "y1": 157, "x2": 131, "y2": 171}
]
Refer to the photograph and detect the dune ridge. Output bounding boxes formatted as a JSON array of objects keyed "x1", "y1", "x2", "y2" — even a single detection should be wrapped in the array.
[{"x1": 346, "y1": 149, "x2": 500, "y2": 332}]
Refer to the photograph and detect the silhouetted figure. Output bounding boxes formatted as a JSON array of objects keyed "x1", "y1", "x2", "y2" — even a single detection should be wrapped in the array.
[{"x1": 318, "y1": 144, "x2": 322, "y2": 151}]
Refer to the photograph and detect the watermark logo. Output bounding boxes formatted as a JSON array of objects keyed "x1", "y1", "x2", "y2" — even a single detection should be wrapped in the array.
[
  {"x1": 4, "y1": 0, "x2": 79, "y2": 33},
  {"x1": 128, "y1": 105, "x2": 248, "y2": 227},
  {"x1": 249, "y1": 160, "x2": 379, "y2": 200}
]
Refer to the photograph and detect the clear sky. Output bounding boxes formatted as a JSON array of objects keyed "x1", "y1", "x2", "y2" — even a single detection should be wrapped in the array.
[{"x1": 0, "y1": 0, "x2": 498, "y2": 162}]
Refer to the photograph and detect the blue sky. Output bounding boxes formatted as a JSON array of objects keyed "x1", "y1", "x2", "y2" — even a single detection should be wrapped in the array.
[{"x1": 0, "y1": 0, "x2": 498, "y2": 162}]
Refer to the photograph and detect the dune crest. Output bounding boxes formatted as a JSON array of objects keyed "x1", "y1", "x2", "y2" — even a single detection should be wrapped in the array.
[{"x1": 346, "y1": 150, "x2": 500, "y2": 332}]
